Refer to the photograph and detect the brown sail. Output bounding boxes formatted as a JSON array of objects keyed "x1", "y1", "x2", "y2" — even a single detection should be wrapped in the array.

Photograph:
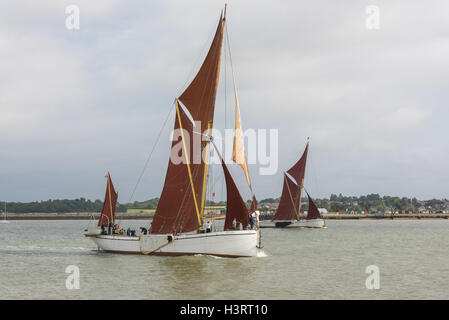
[
  {"x1": 306, "y1": 191, "x2": 321, "y2": 220},
  {"x1": 98, "y1": 172, "x2": 118, "y2": 227},
  {"x1": 150, "y1": 13, "x2": 225, "y2": 234},
  {"x1": 287, "y1": 142, "x2": 308, "y2": 187},
  {"x1": 273, "y1": 173, "x2": 299, "y2": 221},
  {"x1": 212, "y1": 142, "x2": 249, "y2": 231}
]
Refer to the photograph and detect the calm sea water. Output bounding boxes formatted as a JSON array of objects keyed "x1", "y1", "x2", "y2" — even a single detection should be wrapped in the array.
[{"x1": 0, "y1": 219, "x2": 448, "y2": 299}]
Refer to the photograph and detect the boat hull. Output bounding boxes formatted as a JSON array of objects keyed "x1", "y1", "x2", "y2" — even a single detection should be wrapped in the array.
[
  {"x1": 303, "y1": 218, "x2": 326, "y2": 228},
  {"x1": 259, "y1": 219, "x2": 325, "y2": 229},
  {"x1": 87, "y1": 230, "x2": 258, "y2": 257}
]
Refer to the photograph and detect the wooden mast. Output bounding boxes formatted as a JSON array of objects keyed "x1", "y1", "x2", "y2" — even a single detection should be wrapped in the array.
[
  {"x1": 200, "y1": 122, "x2": 212, "y2": 223},
  {"x1": 296, "y1": 138, "x2": 309, "y2": 220}
]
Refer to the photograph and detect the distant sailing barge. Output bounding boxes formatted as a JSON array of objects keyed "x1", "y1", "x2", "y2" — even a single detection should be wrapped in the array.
[
  {"x1": 85, "y1": 7, "x2": 261, "y2": 257},
  {"x1": 259, "y1": 140, "x2": 325, "y2": 229}
]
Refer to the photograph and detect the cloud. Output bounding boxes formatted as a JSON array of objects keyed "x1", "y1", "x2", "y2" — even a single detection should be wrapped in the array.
[{"x1": 1, "y1": 0, "x2": 448, "y2": 202}]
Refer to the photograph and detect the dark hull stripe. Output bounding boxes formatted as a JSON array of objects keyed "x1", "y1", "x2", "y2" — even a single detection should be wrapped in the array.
[{"x1": 101, "y1": 250, "x2": 250, "y2": 258}]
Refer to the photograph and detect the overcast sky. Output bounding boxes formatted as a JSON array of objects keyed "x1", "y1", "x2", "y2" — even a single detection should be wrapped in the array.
[{"x1": 1, "y1": 0, "x2": 448, "y2": 203}]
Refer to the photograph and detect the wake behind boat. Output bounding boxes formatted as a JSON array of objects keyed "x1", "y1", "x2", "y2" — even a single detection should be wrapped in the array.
[{"x1": 85, "y1": 6, "x2": 261, "y2": 257}]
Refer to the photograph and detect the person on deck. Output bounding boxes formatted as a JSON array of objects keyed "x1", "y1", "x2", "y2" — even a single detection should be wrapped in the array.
[
  {"x1": 232, "y1": 218, "x2": 237, "y2": 230},
  {"x1": 126, "y1": 227, "x2": 131, "y2": 236},
  {"x1": 205, "y1": 220, "x2": 212, "y2": 233},
  {"x1": 108, "y1": 222, "x2": 113, "y2": 235},
  {"x1": 249, "y1": 214, "x2": 255, "y2": 230}
]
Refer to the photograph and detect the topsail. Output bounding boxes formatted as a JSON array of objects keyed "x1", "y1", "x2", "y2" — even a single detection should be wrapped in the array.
[
  {"x1": 232, "y1": 85, "x2": 252, "y2": 191},
  {"x1": 287, "y1": 142, "x2": 308, "y2": 187}
]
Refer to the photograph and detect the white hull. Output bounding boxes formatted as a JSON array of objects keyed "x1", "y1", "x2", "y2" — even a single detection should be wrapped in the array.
[
  {"x1": 87, "y1": 230, "x2": 258, "y2": 257},
  {"x1": 301, "y1": 219, "x2": 326, "y2": 228},
  {"x1": 259, "y1": 219, "x2": 325, "y2": 229}
]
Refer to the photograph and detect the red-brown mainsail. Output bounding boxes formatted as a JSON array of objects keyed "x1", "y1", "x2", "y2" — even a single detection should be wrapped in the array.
[
  {"x1": 306, "y1": 191, "x2": 322, "y2": 220},
  {"x1": 150, "y1": 12, "x2": 225, "y2": 234},
  {"x1": 273, "y1": 173, "x2": 299, "y2": 221},
  {"x1": 98, "y1": 172, "x2": 118, "y2": 227}
]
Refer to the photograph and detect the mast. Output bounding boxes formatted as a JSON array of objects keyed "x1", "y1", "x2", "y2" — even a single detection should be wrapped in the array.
[
  {"x1": 289, "y1": 140, "x2": 309, "y2": 220},
  {"x1": 150, "y1": 10, "x2": 225, "y2": 235},
  {"x1": 200, "y1": 122, "x2": 212, "y2": 221}
]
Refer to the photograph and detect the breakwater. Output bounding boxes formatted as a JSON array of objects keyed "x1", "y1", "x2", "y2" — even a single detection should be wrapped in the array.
[{"x1": 260, "y1": 213, "x2": 449, "y2": 220}]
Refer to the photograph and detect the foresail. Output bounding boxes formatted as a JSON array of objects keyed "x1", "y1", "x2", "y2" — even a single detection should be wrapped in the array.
[
  {"x1": 213, "y1": 142, "x2": 249, "y2": 231},
  {"x1": 150, "y1": 13, "x2": 225, "y2": 234},
  {"x1": 306, "y1": 191, "x2": 321, "y2": 220},
  {"x1": 98, "y1": 173, "x2": 118, "y2": 227}
]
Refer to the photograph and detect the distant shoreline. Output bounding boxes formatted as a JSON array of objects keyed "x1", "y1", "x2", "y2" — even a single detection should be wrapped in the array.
[
  {"x1": 3, "y1": 212, "x2": 154, "y2": 221},
  {"x1": 3, "y1": 212, "x2": 449, "y2": 220}
]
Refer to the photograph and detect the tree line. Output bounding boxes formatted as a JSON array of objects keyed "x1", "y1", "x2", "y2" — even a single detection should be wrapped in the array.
[
  {"x1": 260, "y1": 193, "x2": 449, "y2": 213},
  {"x1": 1, "y1": 194, "x2": 448, "y2": 213},
  {"x1": 1, "y1": 198, "x2": 159, "y2": 214}
]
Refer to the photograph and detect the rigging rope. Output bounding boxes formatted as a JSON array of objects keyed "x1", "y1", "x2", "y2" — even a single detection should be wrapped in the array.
[
  {"x1": 176, "y1": 21, "x2": 217, "y2": 96},
  {"x1": 127, "y1": 104, "x2": 174, "y2": 204}
]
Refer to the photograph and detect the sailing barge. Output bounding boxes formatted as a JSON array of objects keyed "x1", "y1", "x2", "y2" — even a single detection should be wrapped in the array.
[
  {"x1": 259, "y1": 140, "x2": 325, "y2": 229},
  {"x1": 85, "y1": 8, "x2": 261, "y2": 257}
]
